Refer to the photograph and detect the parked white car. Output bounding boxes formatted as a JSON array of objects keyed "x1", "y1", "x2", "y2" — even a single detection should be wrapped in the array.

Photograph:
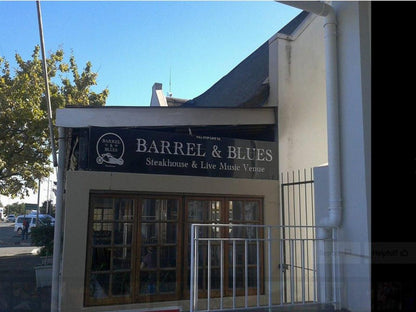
[
  {"x1": 5, "y1": 214, "x2": 16, "y2": 223},
  {"x1": 14, "y1": 214, "x2": 55, "y2": 234}
]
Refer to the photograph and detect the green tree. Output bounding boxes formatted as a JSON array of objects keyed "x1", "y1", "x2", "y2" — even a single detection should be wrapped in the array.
[
  {"x1": 40, "y1": 199, "x2": 55, "y2": 216},
  {"x1": 0, "y1": 46, "x2": 108, "y2": 198},
  {"x1": 4, "y1": 202, "x2": 26, "y2": 216}
]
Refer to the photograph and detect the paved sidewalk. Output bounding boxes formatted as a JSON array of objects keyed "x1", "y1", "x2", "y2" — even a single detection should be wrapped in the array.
[{"x1": 0, "y1": 253, "x2": 51, "y2": 311}]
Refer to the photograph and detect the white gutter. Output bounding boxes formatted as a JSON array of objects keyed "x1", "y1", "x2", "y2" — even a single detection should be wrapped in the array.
[
  {"x1": 51, "y1": 127, "x2": 66, "y2": 311},
  {"x1": 277, "y1": 1, "x2": 342, "y2": 228}
]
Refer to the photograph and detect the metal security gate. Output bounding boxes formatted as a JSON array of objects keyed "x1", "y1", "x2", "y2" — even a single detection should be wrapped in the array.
[
  {"x1": 280, "y1": 169, "x2": 316, "y2": 304},
  {"x1": 189, "y1": 223, "x2": 332, "y2": 312}
]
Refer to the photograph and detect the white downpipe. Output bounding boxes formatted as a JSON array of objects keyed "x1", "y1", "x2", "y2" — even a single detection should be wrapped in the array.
[
  {"x1": 277, "y1": 1, "x2": 342, "y2": 309},
  {"x1": 51, "y1": 127, "x2": 66, "y2": 311},
  {"x1": 277, "y1": 1, "x2": 342, "y2": 228}
]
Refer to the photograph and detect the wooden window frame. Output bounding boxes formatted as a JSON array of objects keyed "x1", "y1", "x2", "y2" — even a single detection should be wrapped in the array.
[{"x1": 84, "y1": 193, "x2": 264, "y2": 307}]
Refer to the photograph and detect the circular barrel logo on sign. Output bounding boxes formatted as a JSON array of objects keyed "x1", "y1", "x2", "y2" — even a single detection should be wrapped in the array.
[{"x1": 96, "y1": 132, "x2": 125, "y2": 166}]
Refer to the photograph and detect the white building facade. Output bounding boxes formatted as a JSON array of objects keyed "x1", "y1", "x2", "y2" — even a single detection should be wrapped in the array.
[{"x1": 54, "y1": 2, "x2": 371, "y2": 311}]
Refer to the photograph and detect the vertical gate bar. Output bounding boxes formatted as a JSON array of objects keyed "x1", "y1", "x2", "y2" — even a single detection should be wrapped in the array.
[
  {"x1": 298, "y1": 170, "x2": 303, "y2": 302},
  {"x1": 220, "y1": 239, "x2": 224, "y2": 309},
  {"x1": 233, "y1": 239, "x2": 236, "y2": 309},
  {"x1": 304, "y1": 169, "x2": 310, "y2": 301},
  {"x1": 281, "y1": 173, "x2": 288, "y2": 304},
  {"x1": 268, "y1": 226, "x2": 272, "y2": 308},
  {"x1": 195, "y1": 227, "x2": 199, "y2": 311},
  {"x1": 290, "y1": 239, "x2": 295, "y2": 304},
  {"x1": 256, "y1": 230, "x2": 260, "y2": 307},
  {"x1": 287, "y1": 172, "x2": 292, "y2": 304},
  {"x1": 190, "y1": 224, "x2": 195, "y2": 312},
  {"x1": 292, "y1": 171, "x2": 298, "y2": 301},
  {"x1": 298, "y1": 170, "x2": 302, "y2": 231},
  {"x1": 310, "y1": 168, "x2": 315, "y2": 227},
  {"x1": 207, "y1": 240, "x2": 211, "y2": 311},
  {"x1": 280, "y1": 236, "x2": 284, "y2": 305},
  {"x1": 313, "y1": 233, "x2": 318, "y2": 302},
  {"x1": 245, "y1": 239, "x2": 248, "y2": 308},
  {"x1": 332, "y1": 228, "x2": 336, "y2": 306},
  {"x1": 332, "y1": 227, "x2": 341, "y2": 309},
  {"x1": 301, "y1": 239, "x2": 305, "y2": 304}
]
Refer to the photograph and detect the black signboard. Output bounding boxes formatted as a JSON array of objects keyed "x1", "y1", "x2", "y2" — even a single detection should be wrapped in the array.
[{"x1": 87, "y1": 127, "x2": 278, "y2": 180}]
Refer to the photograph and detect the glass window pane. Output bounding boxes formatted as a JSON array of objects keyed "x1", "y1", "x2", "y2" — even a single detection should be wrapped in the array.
[
  {"x1": 248, "y1": 244, "x2": 258, "y2": 265},
  {"x1": 188, "y1": 200, "x2": 221, "y2": 222},
  {"x1": 229, "y1": 267, "x2": 244, "y2": 288},
  {"x1": 166, "y1": 199, "x2": 178, "y2": 220},
  {"x1": 92, "y1": 248, "x2": 111, "y2": 271},
  {"x1": 211, "y1": 244, "x2": 221, "y2": 266},
  {"x1": 113, "y1": 247, "x2": 132, "y2": 270},
  {"x1": 159, "y1": 270, "x2": 176, "y2": 293},
  {"x1": 248, "y1": 267, "x2": 257, "y2": 288},
  {"x1": 228, "y1": 243, "x2": 245, "y2": 265},
  {"x1": 141, "y1": 223, "x2": 158, "y2": 244},
  {"x1": 140, "y1": 246, "x2": 157, "y2": 269},
  {"x1": 210, "y1": 268, "x2": 221, "y2": 289},
  {"x1": 114, "y1": 223, "x2": 132, "y2": 245},
  {"x1": 229, "y1": 201, "x2": 243, "y2": 221},
  {"x1": 244, "y1": 201, "x2": 259, "y2": 221},
  {"x1": 92, "y1": 224, "x2": 112, "y2": 245},
  {"x1": 230, "y1": 226, "x2": 246, "y2": 238},
  {"x1": 139, "y1": 271, "x2": 157, "y2": 294},
  {"x1": 165, "y1": 223, "x2": 177, "y2": 244},
  {"x1": 160, "y1": 246, "x2": 176, "y2": 268},
  {"x1": 93, "y1": 198, "x2": 113, "y2": 221},
  {"x1": 188, "y1": 200, "x2": 204, "y2": 221},
  {"x1": 112, "y1": 272, "x2": 131, "y2": 296},
  {"x1": 142, "y1": 199, "x2": 159, "y2": 221},
  {"x1": 114, "y1": 198, "x2": 134, "y2": 221},
  {"x1": 209, "y1": 201, "x2": 221, "y2": 221},
  {"x1": 90, "y1": 273, "x2": 110, "y2": 298}
]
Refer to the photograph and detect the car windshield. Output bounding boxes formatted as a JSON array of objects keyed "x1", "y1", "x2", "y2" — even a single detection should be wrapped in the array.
[
  {"x1": 39, "y1": 216, "x2": 53, "y2": 224},
  {"x1": 17, "y1": 217, "x2": 30, "y2": 223}
]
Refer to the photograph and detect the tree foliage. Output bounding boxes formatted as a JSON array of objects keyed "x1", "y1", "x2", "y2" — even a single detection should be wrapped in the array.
[
  {"x1": 4, "y1": 202, "x2": 26, "y2": 216},
  {"x1": 0, "y1": 46, "x2": 108, "y2": 198},
  {"x1": 40, "y1": 199, "x2": 55, "y2": 216}
]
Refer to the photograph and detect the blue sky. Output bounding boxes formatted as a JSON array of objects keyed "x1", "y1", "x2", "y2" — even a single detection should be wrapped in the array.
[{"x1": 0, "y1": 1, "x2": 300, "y2": 107}]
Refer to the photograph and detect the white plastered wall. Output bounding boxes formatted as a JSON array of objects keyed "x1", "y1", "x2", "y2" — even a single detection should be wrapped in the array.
[{"x1": 273, "y1": 14, "x2": 328, "y2": 173}]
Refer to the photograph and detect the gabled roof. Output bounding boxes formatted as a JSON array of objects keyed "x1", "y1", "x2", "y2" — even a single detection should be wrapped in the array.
[
  {"x1": 277, "y1": 10, "x2": 310, "y2": 36},
  {"x1": 183, "y1": 41, "x2": 269, "y2": 108},
  {"x1": 182, "y1": 10, "x2": 310, "y2": 108}
]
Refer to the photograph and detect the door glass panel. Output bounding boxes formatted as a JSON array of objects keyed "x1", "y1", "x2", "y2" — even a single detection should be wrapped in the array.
[
  {"x1": 92, "y1": 247, "x2": 111, "y2": 271},
  {"x1": 159, "y1": 270, "x2": 176, "y2": 293},
  {"x1": 229, "y1": 201, "x2": 243, "y2": 221},
  {"x1": 114, "y1": 198, "x2": 134, "y2": 221},
  {"x1": 188, "y1": 200, "x2": 221, "y2": 222},
  {"x1": 90, "y1": 273, "x2": 110, "y2": 298},
  {"x1": 244, "y1": 201, "x2": 259, "y2": 221},
  {"x1": 141, "y1": 223, "x2": 158, "y2": 245},
  {"x1": 112, "y1": 272, "x2": 131, "y2": 296},
  {"x1": 142, "y1": 199, "x2": 159, "y2": 221},
  {"x1": 160, "y1": 246, "x2": 176, "y2": 268},
  {"x1": 166, "y1": 199, "x2": 178, "y2": 220},
  {"x1": 139, "y1": 271, "x2": 157, "y2": 294},
  {"x1": 113, "y1": 247, "x2": 131, "y2": 270},
  {"x1": 114, "y1": 222, "x2": 132, "y2": 245}
]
